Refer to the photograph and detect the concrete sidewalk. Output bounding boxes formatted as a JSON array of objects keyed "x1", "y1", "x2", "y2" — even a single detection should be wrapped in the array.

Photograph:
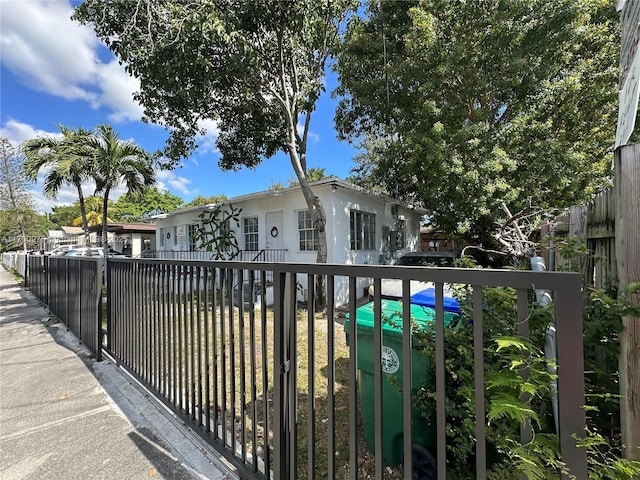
[{"x1": 0, "y1": 266, "x2": 237, "y2": 480}]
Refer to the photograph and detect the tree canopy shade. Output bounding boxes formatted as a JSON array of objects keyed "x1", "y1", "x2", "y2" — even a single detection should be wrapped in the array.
[
  {"x1": 334, "y1": 0, "x2": 619, "y2": 240},
  {"x1": 74, "y1": 0, "x2": 358, "y2": 307}
]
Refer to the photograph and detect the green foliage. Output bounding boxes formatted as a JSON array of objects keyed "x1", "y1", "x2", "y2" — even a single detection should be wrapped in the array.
[
  {"x1": 184, "y1": 195, "x2": 228, "y2": 208},
  {"x1": 21, "y1": 125, "x2": 97, "y2": 243},
  {"x1": 0, "y1": 138, "x2": 36, "y2": 252},
  {"x1": 0, "y1": 208, "x2": 51, "y2": 252},
  {"x1": 89, "y1": 124, "x2": 155, "y2": 252},
  {"x1": 0, "y1": 138, "x2": 33, "y2": 211},
  {"x1": 395, "y1": 276, "x2": 639, "y2": 479},
  {"x1": 49, "y1": 204, "x2": 81, "y2": 229},
  {"x1": 192, "y1": 203, "x2": 242, "y2": 260},
  {"x1": 73, "y1": 0, "x2": 359, "y2": 287},
  {"x1": 111, "y1": 188, "x2": 184, "y2": 222},
  {"x1": 576, "y1": 430, "x2": 640, "y2": 480},
  {"x1": 335, "y1": 0, "x2": 618, "y2": 239},
  {"x1": 288, "y1": 168, "x2": 329, "y2": 186}
]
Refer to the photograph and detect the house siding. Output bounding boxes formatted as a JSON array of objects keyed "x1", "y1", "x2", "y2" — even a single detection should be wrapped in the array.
[{"x1": 154, "y1": 179, "x2": 424, "y2": 304}]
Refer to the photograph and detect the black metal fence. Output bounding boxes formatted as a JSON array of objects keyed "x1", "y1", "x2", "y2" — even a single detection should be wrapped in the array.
[
  {"x1": 27, "y1": 255, "x2": 103, "y2": 361},
  {"x1": 103, "y1": 257, "x2": 587, "y2": 480}
]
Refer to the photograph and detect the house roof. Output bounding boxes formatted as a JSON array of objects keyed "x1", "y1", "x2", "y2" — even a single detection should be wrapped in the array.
[
  {"x1": 60, "y1": 226, "x2": 84, "y2": 235},
  {"x1": 87, "y1": 223, "x2": 156, "y2": 234},
  {"x1": 154, "y1": 177, "x2": 427, "y2": 219}
]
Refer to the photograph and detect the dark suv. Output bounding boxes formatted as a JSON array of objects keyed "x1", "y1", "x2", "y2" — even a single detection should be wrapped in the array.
[{"x1": 392, "y1": 250, "x2": 458, "y2": 267}]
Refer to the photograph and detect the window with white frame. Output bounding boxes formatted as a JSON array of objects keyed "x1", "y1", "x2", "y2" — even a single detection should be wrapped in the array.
[
  {"x1": 243, "y1": 216, "x2": 259, "y2": 251},
  {"x1": 159, "y1": 227, "x2": 165, "y2": 247},
  {"x1": 188, "y1": 224, "x2": 199, "y2": 251},
  {"x1": 350, "y1": 210, "x2": 376, "y2": 250},
  {"x1": 298, "y1": 210, "x2": 318, "y2": 251}
]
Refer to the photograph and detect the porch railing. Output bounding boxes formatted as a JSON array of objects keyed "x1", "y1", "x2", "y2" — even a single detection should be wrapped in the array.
[
  {"x1": 103, "y1": 258, "x2": 586, "y2": 480},
  {"x1": 140, "y1": 249, "x2": 288, "y2": 264}
]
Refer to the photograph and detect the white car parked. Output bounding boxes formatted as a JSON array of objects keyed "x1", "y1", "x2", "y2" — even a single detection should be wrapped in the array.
[
  {"x1": 43, "y1": 245, "x2": 75, "y2": 256},
  {"x1": 63, "y1": 247, "x2": 105, "y2": 257}
]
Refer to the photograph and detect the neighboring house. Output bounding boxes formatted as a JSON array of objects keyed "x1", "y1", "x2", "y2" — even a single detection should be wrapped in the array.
[
  {"x1": 88, "y1": 223, "x2": 157, "y2": 257},
  {"x1": 419, "y1": 225, "x2": 465, "y2": 252},
  {"x1": 154, "y1": 178, "x2": 425, "y2": 305},
  {"x1": 39, "y1": 226, "x2": 84, "y2": 252}
]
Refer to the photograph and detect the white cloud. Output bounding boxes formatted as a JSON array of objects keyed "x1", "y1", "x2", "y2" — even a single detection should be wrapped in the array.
[
  {"x1": 96, "y1": 60, "x2": 144, "y2": 123},
  {"x1": 0, "y1": 119, "x2": 62, "y2": 147},
  {"x1": 297, "y1": 121, "x2": 320, "y2": 143},
  {"x1": 1, "y1": 120, "x2": 125, "y2": 213},
  {"x1": 156, "y1": 170, "x2": 195, "y2": 196},
  {"x1": 0, "y1": 0, "x2": 143, "y2": 123},
  {"x1": 196, "y1": 118, "x2": 220, "y2": 155}
]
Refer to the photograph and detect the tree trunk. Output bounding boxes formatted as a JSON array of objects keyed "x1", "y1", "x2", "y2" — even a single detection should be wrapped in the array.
[
  {"x1": 77, "y1": 186, "x2": 91, "y2": 246},
  {"x1": 101, "y1": 189, "x2": 110, "y2": 260},
  {"x1": 287, "y1": 144, "x2": 328, "y2": 310}
]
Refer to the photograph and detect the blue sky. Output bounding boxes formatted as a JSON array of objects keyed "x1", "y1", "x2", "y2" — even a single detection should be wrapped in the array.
[{"x1": 0, "y1": 0, "x2": 358, "y2": 213}]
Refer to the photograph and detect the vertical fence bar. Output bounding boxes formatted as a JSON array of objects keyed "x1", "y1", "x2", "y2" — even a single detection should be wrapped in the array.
[
  {"x1": 220, "y1": 268, "x2": 228, "y2": 446},
  {"x1": 212, "y1": 267, "x2": 220, "y2": 439},
  {"x1": 372, "y1": 278, "x2": 383, "y2": 479},
  {"x1": 348, "y1": 275, "x2": 358, "y2": 480},
  {"x1": 228, "y1": 268, "x2": 237, "y2": 453},
  {"x1": 190, "y1": 265, "x2": 197, "y2": 420},
  {"x1": 435, "y1": 282, "x2": 446, "y2": 480},
  {"x1": 178, "y1": 264, "x2": 185, "y2": 412},
  {"x1": 307, "y1": 273, "x2": 316, "y2": 480},
  {"x1": 248, "y1": 270, "x2": 258, "y2": 471},
  {"x1": 203, "y1": 267, "x2": 211, "y2": 433},
  {"x1": 161, "y1": 263, "x2": 167, "y2": 397},
  {"x1": 517, "y1": 288, "x2": 532, "y2": 448},
  {"x1": 196, "y1": 266, "x2": 204, "y2": 428},
  {"x1": 473, "y1": 285, "x2": 486, "y2": 476},
  {"x1": 260, "y1": 269, "x2": 271, "y2": 478},
  {"x1": 401, "y1": 279, "x2": 412, "y2": 480},
  {"x1": 555, "y1": 275, "x2": 587, "y2": 479},
  {"x1": 287, "y1": 272, "x2": 298, "y2": 479},
  {"x1": 153, "y1": 263, "x2": 160, "y2": 391},
  {"x1": 239, "y1": 269, "x2": 247, "y2": 463},
  {"x1": 327, "y1": 274, "x2": 336, "y2": 479},
  {"x1": 172, "y1": 263, "x2": 179, "y2": 407}
]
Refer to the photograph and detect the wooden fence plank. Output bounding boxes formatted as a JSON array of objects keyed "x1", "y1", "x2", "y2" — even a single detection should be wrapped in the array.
[{"x1": 615, "y1": 144, "x2": 640, "y2": 461}]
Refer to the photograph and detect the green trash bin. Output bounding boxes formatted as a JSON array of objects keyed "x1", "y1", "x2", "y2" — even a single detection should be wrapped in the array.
[{"x1": 344, "y1": 299, "x2": 459, "y2": 467}]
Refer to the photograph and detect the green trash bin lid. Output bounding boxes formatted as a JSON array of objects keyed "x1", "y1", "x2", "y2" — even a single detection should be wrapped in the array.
[{"x1": 345, "y1": 299, "x2": 459, "y2": 337}]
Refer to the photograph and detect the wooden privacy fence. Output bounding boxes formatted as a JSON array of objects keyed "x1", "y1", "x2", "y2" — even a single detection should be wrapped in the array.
[
  {"x1": 541, "y1": 144, "x2": 640, "y2": 460},
  {"x1": 541, "y1": 187, "x2": 617, "y2": 289}
]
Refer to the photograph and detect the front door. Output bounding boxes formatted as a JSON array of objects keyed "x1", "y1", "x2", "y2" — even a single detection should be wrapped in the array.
[{"x1": 265, "y1": 211, "x2": 284, "y2": 249}]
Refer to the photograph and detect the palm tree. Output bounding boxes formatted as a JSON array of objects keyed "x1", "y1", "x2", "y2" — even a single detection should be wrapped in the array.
[
  {"x1": 89, "y1": 124, "x2": 155, "y2": 258},
  {"x1": 22, "y1": 125, "x2": 96, "y2": 245}
]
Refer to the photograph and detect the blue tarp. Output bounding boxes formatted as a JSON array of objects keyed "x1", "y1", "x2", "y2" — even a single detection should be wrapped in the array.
[{"x1": 410, "y1": 287, "x2": 460, "y2": 313}]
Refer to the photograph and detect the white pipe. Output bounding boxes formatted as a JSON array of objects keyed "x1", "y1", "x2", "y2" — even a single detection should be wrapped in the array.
[{"x1": 531, "y1": 256, "x2": 558, "y2": 433}]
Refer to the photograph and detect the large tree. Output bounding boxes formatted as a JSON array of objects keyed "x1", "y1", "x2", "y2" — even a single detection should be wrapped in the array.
[
  {"x1": 0, "y1": 138, "x2": 34, "y2": 252},
  {"x1": 22, "y1": 125, "x2": 97, "y2": 245},
  {"x1": 74, "y1": 0, "x2": 358, "y2": 308},
  {"x1": 89, "y1": 124, "x2": 155, "y2": 258},
  {"x1": 335, "y1": 0, "x2": 619, "y2": 242},
  {"x1": 111, "y1": 188, "x2": 184, "y2": 222},
  {"x1": 184, "y1": 195, "x2": 228, "y2": 208}
]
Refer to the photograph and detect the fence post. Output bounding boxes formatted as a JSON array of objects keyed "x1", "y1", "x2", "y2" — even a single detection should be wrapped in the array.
[
  {"x1": 272, "y1": 270, "x2": 295, "y2": 480},
  {"x1": 614, "y1": 144, "x2": 640, "y2": 460}
]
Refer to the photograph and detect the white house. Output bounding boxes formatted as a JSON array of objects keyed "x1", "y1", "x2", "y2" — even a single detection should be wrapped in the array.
[{"x1": 154, "y1": 178, "x2": 425, "y2": 304}]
